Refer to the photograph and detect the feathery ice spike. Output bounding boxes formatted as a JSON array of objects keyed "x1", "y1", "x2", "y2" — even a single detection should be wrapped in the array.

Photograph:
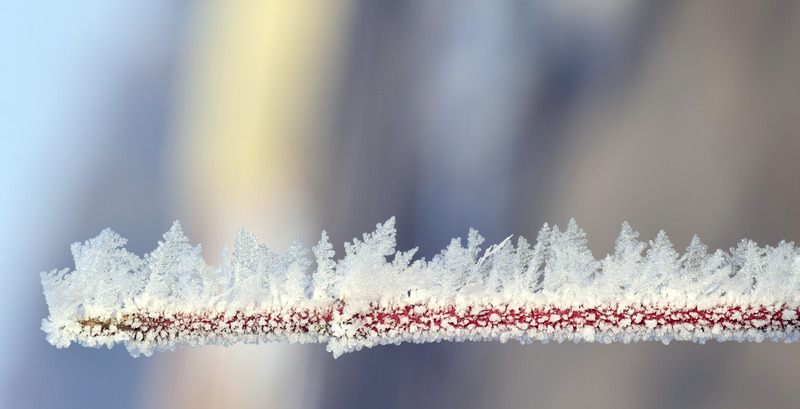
[{"x1": 41, "y1": 218, "x2": 800, "y2": 358}]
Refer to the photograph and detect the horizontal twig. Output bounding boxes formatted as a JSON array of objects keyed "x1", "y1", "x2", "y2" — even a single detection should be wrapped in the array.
[
  {"x1": 68, "y1": 301, "x2": 800, "y2": 357},
  {"x1": 41, "y1": 217, "x2": 800, "y2": 357}
]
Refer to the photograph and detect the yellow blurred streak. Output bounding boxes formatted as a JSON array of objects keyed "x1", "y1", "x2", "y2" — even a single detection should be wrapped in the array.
[
  {"x1": 168, "y1": 1, "x2": 350, "y2": 229},
  {"x1": 153, "y1": 2, "x2": 353, "y2": 409}
]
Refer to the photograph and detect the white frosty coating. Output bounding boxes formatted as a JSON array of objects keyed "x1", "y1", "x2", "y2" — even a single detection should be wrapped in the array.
[{"x1": 41, "y1": 218, "x2": 800, "y2": 357}]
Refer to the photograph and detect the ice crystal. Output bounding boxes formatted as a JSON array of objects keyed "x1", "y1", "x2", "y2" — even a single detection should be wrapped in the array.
[{"x1": 41, "y1": 218, "x2": 800, "y2": 357}]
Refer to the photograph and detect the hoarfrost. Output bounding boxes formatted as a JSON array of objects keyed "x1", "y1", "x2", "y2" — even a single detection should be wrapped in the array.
[
  {"x1": 311, "y1": 231, "x2": 336, "y2": 300},
  {"x1": 41, "y1": 217, "x2": 800, "y2": 357}
]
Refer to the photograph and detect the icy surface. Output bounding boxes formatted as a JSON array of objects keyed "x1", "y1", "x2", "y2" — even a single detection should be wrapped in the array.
[{"x1": 41, "y1": 218, "x2": 800, "y2": 357}]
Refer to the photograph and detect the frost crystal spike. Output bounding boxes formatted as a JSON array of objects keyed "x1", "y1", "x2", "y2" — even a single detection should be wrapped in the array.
[{"x1": 41, "y1": 218, "x2": 800, "y2": 358}]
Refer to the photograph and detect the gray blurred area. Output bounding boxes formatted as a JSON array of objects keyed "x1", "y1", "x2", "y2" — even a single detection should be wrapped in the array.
[
  {"x1": 4, "y1": 0, "x2": 800, "y2": 408},
  {"x1": 316, "y1": 1, "x2": 800, "y2": 408}
]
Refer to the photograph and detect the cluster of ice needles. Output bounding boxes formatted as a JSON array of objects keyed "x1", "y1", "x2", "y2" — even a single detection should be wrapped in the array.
[{"x1": 41, "y1": 217, "x2": 800, "y2": 357}]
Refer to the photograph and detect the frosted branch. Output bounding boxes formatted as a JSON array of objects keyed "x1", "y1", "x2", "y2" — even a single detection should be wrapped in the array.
[{"x1": 41, "y1": 218, "x2": 800, "y2": 357}]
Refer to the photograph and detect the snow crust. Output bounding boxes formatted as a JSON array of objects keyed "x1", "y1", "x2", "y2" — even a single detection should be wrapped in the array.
[{"x1": 41, "y1": 218, "x2": 800, "y2": 357}]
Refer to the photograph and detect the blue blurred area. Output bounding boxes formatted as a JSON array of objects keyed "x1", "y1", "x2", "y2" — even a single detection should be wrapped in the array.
[{"x1": 1, "y1": 2, "x2": 187, "y2": 408}]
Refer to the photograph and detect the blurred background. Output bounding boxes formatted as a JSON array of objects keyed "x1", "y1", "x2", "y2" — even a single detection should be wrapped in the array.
[{"x1": 3, "y1": 1, "x2": 800, "y2": 408}]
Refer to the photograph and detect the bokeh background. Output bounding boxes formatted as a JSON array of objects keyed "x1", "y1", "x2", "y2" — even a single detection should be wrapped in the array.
[{"x1": 3, "y1": 1, "x2": 800, "y2": 408}]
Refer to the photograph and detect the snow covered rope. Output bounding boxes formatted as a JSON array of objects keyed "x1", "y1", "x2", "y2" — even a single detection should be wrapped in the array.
[{"x1": 41, "y1": 218, "x2": 800, "y2": 358}]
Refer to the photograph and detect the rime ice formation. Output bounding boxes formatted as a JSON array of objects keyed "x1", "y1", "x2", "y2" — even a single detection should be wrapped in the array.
[{"x1": 41, "y1": 218, "x2": 800, "y2": 358}]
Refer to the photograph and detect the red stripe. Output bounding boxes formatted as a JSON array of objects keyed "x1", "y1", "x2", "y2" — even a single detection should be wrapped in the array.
[{"x1": 127, "y1": 302, "x2": 800, "y2": 342}]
